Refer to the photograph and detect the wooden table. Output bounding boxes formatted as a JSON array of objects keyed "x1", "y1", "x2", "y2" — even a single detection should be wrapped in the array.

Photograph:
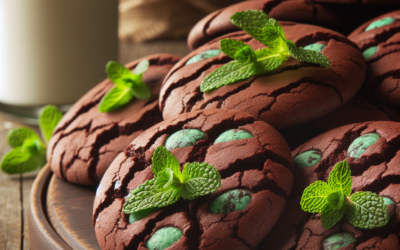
[{"x1": 0, "y1": 40, "x2": 190, "y2": 250}]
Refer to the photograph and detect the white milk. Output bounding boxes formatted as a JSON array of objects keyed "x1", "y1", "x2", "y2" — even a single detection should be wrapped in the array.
[{"x1": 0, "y1": 0, "x2": 118, "y2": 106}]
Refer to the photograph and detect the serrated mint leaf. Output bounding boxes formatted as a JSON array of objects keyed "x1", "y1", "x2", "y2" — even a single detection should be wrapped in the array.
[
  {"x1": 98, "y1": 85, "x2": 134, "y2": 113},
  {"x1": 321, "y1": 204, "x2": 347, "y2": 230},
  {"x1": 123, "y1": 179, "x2": 182, "y2": 213},
  {"x1": 152, "y1": 146, "x2": 180, "y2": 178},
  {"x1": 7, "y1": 127, "x2": 40, "y2": 148},
  {"x1": 288, "y1": 43, "x2": 331, "y2": 69},
  {"x1": 255, "y1": 48, "x2": 286, "y2": 71},
  {"x1": 1, "y1": 147, "x2": 45, "y2": 174},
  {"x1": 327, "y1": 190, "x2": 345, "y2": 209},
  {"x1": 106, "y1": 61, "x2": 132, "y2": 87},
  {"x1": 200, "y1": 60, "x2": 263, "y2": 92},
  {"x1": 261, "y1": 19, "x2": 286, "y2": 49},
  {"x1": 347, "y1": 191, "x2": 389, "y2": 229},
  {"x1": 181, "y1": 162, "x2": 221, "y2": 200},
  {"x1": 300, "y1": 180, "x2": 330, "y2": 213},
  {"x1": 220, "y1": 39, "x2": 248, "y2": 59},
  {"x1": 155, "y1": 168, "x2": 175, "y2": 190},
  {"x1": 230, "y1": 10, "x2": 271, "y2": 46},
  {"x1": 39, "y1": 105, "x2": 63, "y2": 144},
  {"x1": 132, "y1": 59, "x2": 150, "y2": 75},
  {"x1": 328, "y1": 160, "x2": 352, "y2": 197}
]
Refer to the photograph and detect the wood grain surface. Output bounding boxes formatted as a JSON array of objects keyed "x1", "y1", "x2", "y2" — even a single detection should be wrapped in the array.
[{"x1": 0, "y1": 40, "x2": 189, "y2": 250}]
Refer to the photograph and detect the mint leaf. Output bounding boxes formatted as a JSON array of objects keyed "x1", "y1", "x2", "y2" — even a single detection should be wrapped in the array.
[
  {"x1": 262, "y1": 19, "x2": 286, "y2": 49},
  {"x1": 1, "y1": 147, "x2": 45, "y2": 174},
  {"x1": 230, "y1": 10, "x2": 271, "y2": 46},
  {"x1": 321, "y1": 204, "x2": 347, "y2": 230},
  {"x1": 181, "y1": 162, "x2": 221, "y2": 200},
  {"x1": 220, "y1": 39, "x2": 248, "y2": 59},
  {"x1": 328, "y1": 160, "x2": 352, "y2": 197},
  {"x1": 7, "y1": 127, "x2": 39, "y2": 148},
  {"x1": 152, "y1": 146, "x2": 180, "y2": 178},
  {"x1": 287, "y1": 41, "x2": 330, "y2": 69},
  {"x1": 200, "y1": 60, "x2": 263, "y2": 92},
  {"x1": 347, "y1": 191, "x2": 389, "y2": 229},
  {"x1": 300, "y1": 180, "x2": 330, "y2": 213},
  {"x1": 98, "y1": 85, "x2": 134, "y2": 113},
  {"x1": 327, "y1": 190, "x2": 345, "y2": 209},
  {"x1": 106, "y1": 61, "x2": 132, "y2": 87},
  {"x1": 130, "y1": 80, "x2": 151, "y2": 100},
  {"x1": 123, "y1": 179, "x2": 182, "y2": 213},
  {"x1": 234, "y1": 46, "x2": 257, "y2": 63},
  {"x1": 132, "y1": 59, "x2": 150, "y2": 75},
  {"x1": 255, "y1": 48, "x2": 286, "y2": 71},
  {"x1": 39, "y1": 105, "x2": 63, "y2": 144}
]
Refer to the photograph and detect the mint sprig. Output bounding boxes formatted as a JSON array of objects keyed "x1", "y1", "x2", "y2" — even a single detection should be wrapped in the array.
[
  {"x1": 300, "y1": 160, "x2": 390, "y2": 230},
  {"x1": 200, "y1": 10, "x2": 330, "y2": 92},
  {"x1": 1, "y1": 105, "x2": 63, "y2": 174},
  {"x1": 123, "y1": 146, "x2": 221, "y2": 214},
  {"x1": 98, "y1": 60, "x2": 151, "y2": 113}
]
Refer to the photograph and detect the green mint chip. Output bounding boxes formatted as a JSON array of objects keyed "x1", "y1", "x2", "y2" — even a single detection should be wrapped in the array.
[
  {"x1": 181, "y1": 162, "x2": 221, "y2": 200},
  {"x1": 1, "y1": 146, "x2": 46, "y2": 174},
  {"x1": 7, "y1": 127, "x2": 40, "y2": 148},
  {"x1": 39, "y1": 105, "x2": 63, "y2": 144},
  {"x1": 98, "y1": 85, "x2": 134, "y2": 113},
  {"x1": 300, "y1": 180, "x2": 330, "y2": 213},
  {"x1": 328, "y1": 160, "x2": 352, "y2": 197},
  {"x1": 347, "y1": 191, "x2": 389, "y2": 229}
]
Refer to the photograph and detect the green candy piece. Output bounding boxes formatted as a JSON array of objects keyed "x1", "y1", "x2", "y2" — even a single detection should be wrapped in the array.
[
  {"x1": 293, "y1": 150, "x2": 322, "y2": 168},
  {"x1": 209, "y1": 189, "x2": 252, "y2": 214},
  {"x1": 214, "y1": 129, "x2": 253, "y2": 144},
  {"x1": 365, "y1": 17, "x2": 396, "y2": 31},
  {"x1": 363, "y1": 46, "x2": 377, "y2": 60},
  {"x1": 186, "y1": 49, "x2": 221, "y2": 65},
  {"x1": 383, "y1": 197, "x2": 395, "y2": 206},
  {"x1": 165, "y1": 129, "x2": 206, "y2": 151},
  {"x1": 146, "y1": 227, "x2": 183, "y2": 250},
  {"x1": 347, "y1": 133, "x2": 380, "y2": 159},
  {"x1": 322, "y1": 232, "x2": 357, "y2": 250},
  {"x1": 128, "y1": 207, "x2": 158, "y2": 224},
  {"x1": 304, "y1": 43, "x2": 327, "y2": 53}
]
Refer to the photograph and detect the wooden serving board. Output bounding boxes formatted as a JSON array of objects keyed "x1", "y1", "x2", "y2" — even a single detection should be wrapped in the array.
[{"x1": 29, "y1": 164, "x2": 100, "y2": 250}]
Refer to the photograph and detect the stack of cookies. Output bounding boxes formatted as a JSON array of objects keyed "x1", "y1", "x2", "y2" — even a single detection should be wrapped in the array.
[{"x1": 46, "y1": 1, "x2": 400, "y2": 249}]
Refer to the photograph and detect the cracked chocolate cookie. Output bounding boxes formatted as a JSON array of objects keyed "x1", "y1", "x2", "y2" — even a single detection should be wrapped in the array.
[
  {"x1": 280, "y1": 95, "x2": 400, "y2": 149},
  {"x1": 47, "y1": 54, "x2": 181, "y2": 186},
  {"x1": 348, "y1": 10, "x2": 400, "y2": 109},
  {"x1": 93, "y1": 109, "x2": 294, "y2": 250},
  {"x1": 187, "y1": 0, "x2": 349, "y2": 50},
  {"x1": 261, "y1": 121, "x2": 400, "y2": 249},
  {"x1": 160, "y1": 22, "x2": 366, "y2": 130}
]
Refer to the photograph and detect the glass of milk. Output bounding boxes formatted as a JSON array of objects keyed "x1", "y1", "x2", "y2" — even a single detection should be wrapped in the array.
[{"x1": 0, "y1": 0, "x2": 118, "y2": 124}]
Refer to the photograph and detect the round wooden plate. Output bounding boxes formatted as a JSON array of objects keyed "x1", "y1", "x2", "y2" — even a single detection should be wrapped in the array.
[{"x1": 29, "y1": 164, "x2": 100, "y2": 250}]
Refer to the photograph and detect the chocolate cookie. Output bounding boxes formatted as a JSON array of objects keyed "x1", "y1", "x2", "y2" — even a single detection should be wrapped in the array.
[
  {"x1": 93, "y1": 109, "x2": 294, "y2": 250},
  {"x1": 280, "y1": 95, "x2": 400, "y2": 149},
  {"x1": 348, "y1": 10, "x2": 400, "y2": 109},
  {"x1": 160, "y1": 22, "x2": 366, "y2": 130},
  {"x1": 187, "y1": 0, "x2": 351, "y2": 50},
  {"x1": 313, "y1": 0, "x2": 400, "y2": 6},
  {"x1": 261, "y1": 121, "x2": 400, "y2": 249},
  {"x1": 47, "y1": 54, "x2": 181, "y2": 186}
]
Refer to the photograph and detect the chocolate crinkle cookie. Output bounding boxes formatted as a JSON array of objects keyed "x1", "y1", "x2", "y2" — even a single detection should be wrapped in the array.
[
  {"x1": 161, "y1": 22, "x2": 366, "y2": 130},
  {"x1": 187, "y1": 0, "x2": 349, "y2": 50},
  {"x1": 280, "y1": 94, "x2": 400, "y2": 149},
  {"x1": 261, "y1": 121, "x2": 400, "y2": 249},
  {"x1": 47, "y1": 54, "x2": 181, "y2": 186},
  {"x1": 93, "y1": 109, "x2": 294, "y2": 250},
  {"x1": 348, "y1": 10, "x2": 400, "y2": 109}
]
